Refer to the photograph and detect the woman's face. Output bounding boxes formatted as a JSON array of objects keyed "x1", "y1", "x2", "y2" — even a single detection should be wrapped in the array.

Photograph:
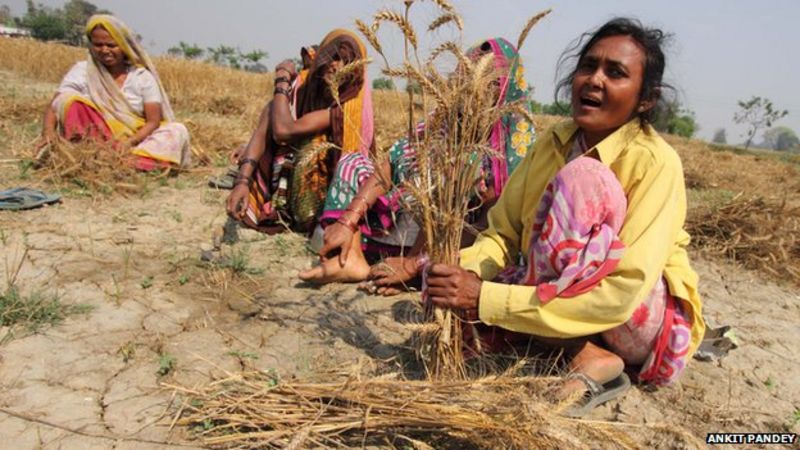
[
  {"x1": 89, "y1": 27, "x2": 125, "y2": 69},
  {"x1": 571, "y1": 35, "x2": 648, "y2": 144},
  {"x1": 322, "y1": 57, "x2": 343, "y2": 83}
]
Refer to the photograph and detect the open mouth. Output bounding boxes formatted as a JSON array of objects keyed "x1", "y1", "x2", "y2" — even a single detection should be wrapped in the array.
[{"x1": 579, "y1": 96, "x2": 602, "y2": 108}]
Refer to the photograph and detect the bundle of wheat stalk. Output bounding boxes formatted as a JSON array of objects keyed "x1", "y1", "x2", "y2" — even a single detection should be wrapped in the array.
[
  {"x1": 351, "y1": 1, "x2": 548, "y2": 379},
  {"x1": 170, "y1": 367, "x2": 703, "y2": 450},
  {"x1": 687, "y1": 194, "x2": 800, "y2": 284},
  {"x1": 34, "y1": 139, "x2": 157, "y2": 193}
]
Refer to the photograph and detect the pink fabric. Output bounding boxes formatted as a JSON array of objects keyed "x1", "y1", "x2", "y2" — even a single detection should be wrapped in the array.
[
  {"x1": 62, "y1": 100, "x2": 177, "y2": 172},
  {"x1": 63, "y1": 100, "x2": 113, "y2": 142},
  {"x1": 486, "y1": 38, "x2": 511, "y2": 197},
  {"x1": 636, "y1": 294, "x2": 692, "y2": 385},
  {"x1": 359, "y1": 77, "x2": 374, "y2": 155},
  {"x1": 469, "y1": 157, "x2": 691, "y2": 386},
  {"x1": 522, "y1": 157, "x2": 627, "y2": 302}
]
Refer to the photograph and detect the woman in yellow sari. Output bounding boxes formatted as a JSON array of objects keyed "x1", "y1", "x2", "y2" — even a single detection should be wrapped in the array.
[{"x1": 37, "y1": 15, "x2": 190, "y2": 170}]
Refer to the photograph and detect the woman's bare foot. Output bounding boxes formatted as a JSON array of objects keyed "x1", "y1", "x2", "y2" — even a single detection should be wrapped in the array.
[
  {"x1": 559, "y1": 340, "x2": 625, "y2": 400},
  {"x1": 299, "y1": 236, "x2": 371, "y2": 284}
]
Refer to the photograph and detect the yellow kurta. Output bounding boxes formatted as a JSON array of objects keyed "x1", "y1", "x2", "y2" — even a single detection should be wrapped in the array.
[{"x1": 460, "y1": 118, "x2": 705, "y2": 356}]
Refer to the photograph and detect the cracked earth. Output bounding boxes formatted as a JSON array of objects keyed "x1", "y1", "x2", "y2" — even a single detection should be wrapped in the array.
[{"x1": 0, "y1": 181, "x2": 798, "y2": 449}]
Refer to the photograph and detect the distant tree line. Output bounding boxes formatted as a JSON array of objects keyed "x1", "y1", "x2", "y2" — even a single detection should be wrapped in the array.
[
  {"x1": 167, "y1": 41, "x2": 269, "y2": 73},
  {"x1": 9, "y1": 0, "x2": 111, "y2": 44}
]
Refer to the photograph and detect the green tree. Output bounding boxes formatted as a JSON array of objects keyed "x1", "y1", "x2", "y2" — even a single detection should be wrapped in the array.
[
  {"x1": 762, "y1": 126, "x2": 799, "y2": 151},
  {"x1": 372, "y1": 77, "x2": 396, "y2": 90},
  {"x1": 206, "y1": 45, "x2": 238, "y2": 68},
  {"x1": 0, "y1": 5, "x2": 13, "y2": 26},
  {"x1": 734, "y1": 96, "x2": 788, "y2": 149},
  {"x1": 20, "y1": 0, "x2": 109, "y2": 44},
  {"x1": 405, "y1": 80, "x2": 422, "y2": 94},
  {"x1": 542, "y1": 101, "x2": 571, "y2": 117},
  {"x1": 240, "y1": 49, "x2": 268, "y2": 73},
  {"x1": 20, "y1": 1, "x2": 68, "y2": 41},
  {"x1": 712, "y1": 128, "x2": 727, "y2": 145},
  {"x1": 167, "y1": 41, "x2": 204, "y2": 59},
  {"x1": 203, "y1": 45, "x2": 268, "y2": 71},
  {"x1": 62, "y1": 0, "x2": 107, "y2": 45},
  {"x1": 653, "y1": 101, "x2": 698, "y2": 138},
  {"x1": 528, "y1": 99, "x2": 570, "y2": 116}
]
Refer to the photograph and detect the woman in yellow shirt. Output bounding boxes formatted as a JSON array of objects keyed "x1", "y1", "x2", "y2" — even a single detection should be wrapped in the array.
[{"x1": 426, "y1": 18, "x2": 704, "y2": 415}]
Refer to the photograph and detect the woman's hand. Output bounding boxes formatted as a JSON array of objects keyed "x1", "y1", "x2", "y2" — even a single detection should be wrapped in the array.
[
  {"x1": 226, "y1": 184, "x2": 250, "y2": 219},
  {"x1": 275, "y1": 59, "x2": 297, "y2": 80},
  {"x1": 118, "y1": 139, "x2": 133, "y2": 153},
  {"x1": 229, "y1": 144, "x2": 246, "y2": 165},
  {"x1": 370, "y1": 256, "x2": 421, "y2": 285},
  {"x1": 426, "y1": 263, "x2": 482, "y2": 310},
  {"x1": 318, "y1": 221, "x2": 356, "y2": 266}
]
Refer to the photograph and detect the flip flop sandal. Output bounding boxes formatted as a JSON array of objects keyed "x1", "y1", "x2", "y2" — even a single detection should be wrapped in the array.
[
  {"x1": 694, "y1": 325, "x2": 738, "y2": 362},
  {"x1": 562, "y1": 372, "x2": 631, "y2": 418},
  {"x1": 207, "y1": 166, "x2": 239, "y2": 190},
  {"x1": 0, "y1": 188, "x2": 61, "y2": 211}
]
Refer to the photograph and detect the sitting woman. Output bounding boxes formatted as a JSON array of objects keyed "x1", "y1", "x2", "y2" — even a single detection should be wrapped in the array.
[
  {"x1": 37, "y1": 14, "x2": 190, "y2": 171},
  {"x1": 299, "y1": 38, "x2": 535, "y2": 293},
  {"x1": 425, "y1": 18, "x2": 705, "y2": 415},
  {"x1": 210, "y1": 44, "x2": 319, "y2": 189},
  {"x1": 226, "y1": 29, "x2": 373, "y2": 234}
]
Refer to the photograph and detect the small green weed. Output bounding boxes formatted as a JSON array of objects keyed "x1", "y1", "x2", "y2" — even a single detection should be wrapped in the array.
[
  {"x1": 216, "y1": 247, "x2": 264, "y2": 276},
  {"x1": 790, "y1": 408, "x2": 800, "y2": 427},
  {"x1": 274, "y1": 235, "x2": 290, "y2": 256},
  {"x1": 189, "y1": 417, "x2": 216, "y2": 433},
  {"x1": 763, "y1": 377, "x2": 775, "y2": 390},
  {"x1": 16, "y1": 159, "x2": 34, "y2": 180},
  {"x1": 169, "y1": 210, "x2": 183, "y2": 223},
  {"x1": 140, "y1": 276, "x2": 154, "y2": 289},
  {"x1": 118, "y1": 341, "x2": 136, "y2": 363},
  {"x1": 173, "y1": 178, "x2": 188, "y2": 190},
  {"x1": 0, "y1": 287, "x2": 93, "y2": 337},
  {"x1": 227, "y1": 350, "x2": 259, "y2": 360},
  {"x1": 157, "y1": 353, "x2": 176, "y2": 376},
  {"x1": 108, "y1": 274, "x2": 122, "y2": 304},
  {"x1": 178, "y1": 274, "x2": 190, "y2": 285}
]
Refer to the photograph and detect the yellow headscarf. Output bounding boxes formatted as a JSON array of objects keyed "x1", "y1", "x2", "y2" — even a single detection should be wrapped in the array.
[
  {"x1": 312, "y1": 28, "x2": 372, "y2": 154},
  {"x1": 83, "y1": 15, "x2": 174, "y2": 137}
]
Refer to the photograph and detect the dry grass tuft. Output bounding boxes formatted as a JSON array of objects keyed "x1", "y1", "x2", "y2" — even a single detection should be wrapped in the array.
[
  {"x1": 34, "y1": 139, "x2": 156, "y2": 193},
  {"x1": 673, "y1": 136, "x2": 800, "y2": 285},
  {"x1": 170, "y1": 367, "x2": 703, "y2": 449},
  {"x1": 687, "y1": 195, "x2": 800, "y2": 283}
]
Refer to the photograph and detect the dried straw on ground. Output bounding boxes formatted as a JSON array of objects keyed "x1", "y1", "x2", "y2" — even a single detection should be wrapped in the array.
[
  {"x1": 687, "y1": 194, "x2": 800, "y2": 283},
  {"x1": 33, "y1": 139, "x2": 161, "y2": 193},
  {"x1": 170, "y1": 368, "x2": 704, "y2": 450}
]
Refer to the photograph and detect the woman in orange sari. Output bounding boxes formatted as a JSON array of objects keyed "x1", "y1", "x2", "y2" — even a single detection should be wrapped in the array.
[{"x1": 226, "y1": 29, "x2": 374, "y2": 233}]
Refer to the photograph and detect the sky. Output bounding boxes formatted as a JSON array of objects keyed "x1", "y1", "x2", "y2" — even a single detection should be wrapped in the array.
[{"x1": 5, "y1": 0, "x2": 799, "y2": 142}]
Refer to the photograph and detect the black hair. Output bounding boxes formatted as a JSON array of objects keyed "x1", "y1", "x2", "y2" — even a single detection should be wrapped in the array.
[{"x1": 554, "y1": 17, "x2": 673, "y2": 124}]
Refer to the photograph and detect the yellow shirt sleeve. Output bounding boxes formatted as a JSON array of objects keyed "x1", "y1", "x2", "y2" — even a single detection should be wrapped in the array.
[
  {"x1": 459, "y1": 143, "x2": 534, "y2": 280},
  {"x1": 468, "y1": 144, "x2": 688, "y2": 339}
]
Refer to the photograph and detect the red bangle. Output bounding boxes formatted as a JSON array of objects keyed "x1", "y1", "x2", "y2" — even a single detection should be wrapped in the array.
[{"x1": 336, "y1": 216, "x2": 358, "y2": 233}]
